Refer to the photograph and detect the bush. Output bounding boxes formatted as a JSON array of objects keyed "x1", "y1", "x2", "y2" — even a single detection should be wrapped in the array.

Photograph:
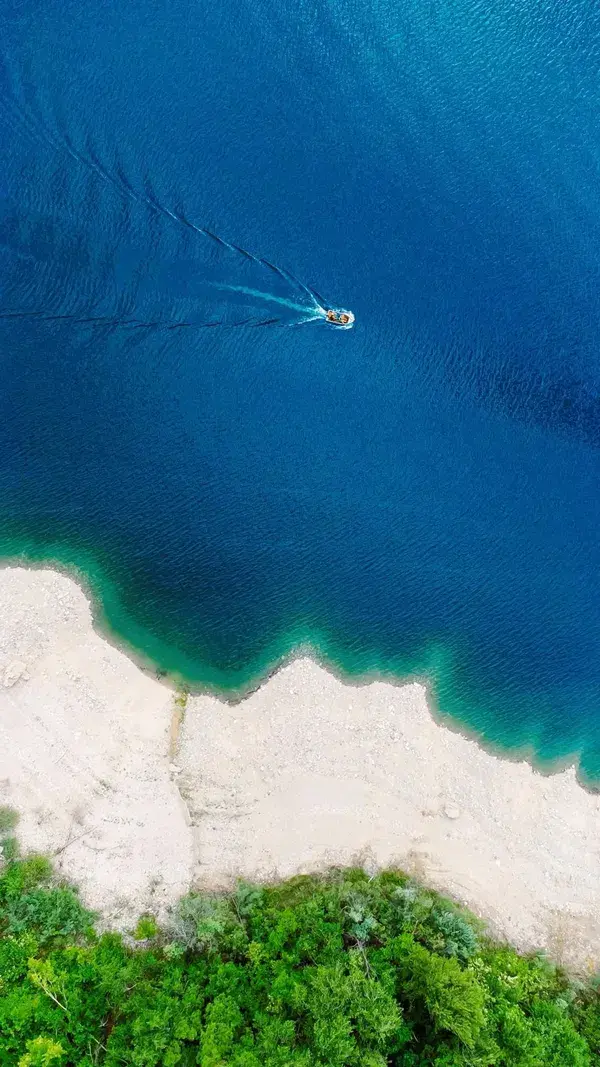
[
  {"x1": 3, "y1": 885, "x2": 94, "y2": 944},
  {"x1": 0, "y1": 807, "x2": 19, "y2": 834},
  {"x1": 428, "y1": 906, "x2": 480, "y2": 962},
  {"x1": 0, "y1": 836, "x2": 20, "y2": 863},
  {"x1": 0, "y1": 855, "x2": 53, "y2": 903},
  {"x1": 168, "y1": 892, "x2": 248, "y2": 956},
  {"x1": 133, "y1": 914, "x2": 159, "y2": 940}
]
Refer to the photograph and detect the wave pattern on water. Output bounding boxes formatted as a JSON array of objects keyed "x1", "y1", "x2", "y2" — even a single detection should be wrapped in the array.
[
  {"x1": 0, "y1": 57, "x2": 331, "y2": 330},
  {"x1": 0, "y1": 0, "x2": 600, "y2": 782}
]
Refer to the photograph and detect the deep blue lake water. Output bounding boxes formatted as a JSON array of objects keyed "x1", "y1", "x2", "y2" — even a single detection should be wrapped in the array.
[{"x1": 2, "y1": 1, "x2": 600, "y2": 779}]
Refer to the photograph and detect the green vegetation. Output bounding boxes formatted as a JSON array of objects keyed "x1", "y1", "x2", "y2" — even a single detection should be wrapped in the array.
[
  {"x1": 0, "y1": 808, "x2": 19, "y2": 836},
  {"x1": 0, "y1": 840, "x2": 598, "y2": 1065},
  {"x1": 133, "y1": 915, "x2": 159, "y2": 942},
  {"x1": 174, "y1": 689, "x2": 188, "y2": 712},
  {"x1": 0, "y1": 809, "x2": 21, "y2": 874}
]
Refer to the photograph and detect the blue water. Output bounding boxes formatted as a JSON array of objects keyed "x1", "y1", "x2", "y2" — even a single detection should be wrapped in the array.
[{"x1": 1, "y1": 1, "x2": 600, "y2": 779}]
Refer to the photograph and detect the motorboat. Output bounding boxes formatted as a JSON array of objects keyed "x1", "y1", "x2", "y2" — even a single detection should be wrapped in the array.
[{"x1": 324, "y1": 308, "x2": 355, "y2": 329}]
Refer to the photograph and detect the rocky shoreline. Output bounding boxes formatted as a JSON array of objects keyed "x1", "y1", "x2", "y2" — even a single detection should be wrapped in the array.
[{"x1": 1, "y1": 566, "x2": 599, "y2": 970}]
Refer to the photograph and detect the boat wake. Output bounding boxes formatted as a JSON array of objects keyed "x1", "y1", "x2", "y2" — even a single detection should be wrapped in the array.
[{"x1": 0, "y1": 57, "x2": 353, "y2": 332}]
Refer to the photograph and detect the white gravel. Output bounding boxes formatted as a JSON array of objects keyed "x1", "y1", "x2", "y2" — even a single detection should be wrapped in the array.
[{"x1": 0, "y1": 567, "x2": 194, "y2": 929}]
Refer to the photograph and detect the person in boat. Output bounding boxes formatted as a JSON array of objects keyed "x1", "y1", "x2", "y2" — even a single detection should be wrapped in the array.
[{"x1": 326, "y1": 309, "x2": 351, "y2": 325}]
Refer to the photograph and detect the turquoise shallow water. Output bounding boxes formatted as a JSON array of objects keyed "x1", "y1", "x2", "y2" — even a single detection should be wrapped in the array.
[{"x1": 1, "y1": 1, "x2": 600, "y2": 779}]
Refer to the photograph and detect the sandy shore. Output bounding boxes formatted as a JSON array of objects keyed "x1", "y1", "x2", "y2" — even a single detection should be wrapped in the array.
[{"x1": 1, "y1": 567, "x2": 599, "y2": 969}]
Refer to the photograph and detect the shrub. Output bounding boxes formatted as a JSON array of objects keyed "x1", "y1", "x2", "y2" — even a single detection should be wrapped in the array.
[
  {"x1": 342, "y1": 890, "x2": 379, "y2": 944},
  {"x1": 133, "y1": 914, "x2": 159, "y2": 940},
  {"x1": 168, "y1": 892, "x2": 247, "y2": 956},
  {"x1": 428, "y1": 906, "x2": 479, "y2": 962},
  {"x1": 0, "y1": 836, "x2": 20, "y2": 863},
  {"x1": 0, "y1": 807, "x2": 19, "y2": 834},
  {"x1": 0, "y1": 856, "x2": 53, "y2": 903},
  {"x1": 4, "y1": 885, "x2": 93, "y2": 943}
]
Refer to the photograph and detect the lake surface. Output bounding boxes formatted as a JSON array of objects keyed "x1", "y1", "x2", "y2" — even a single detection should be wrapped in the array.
[{"x1": 2, "y1": 0, "x2": 600, "y2": 779}]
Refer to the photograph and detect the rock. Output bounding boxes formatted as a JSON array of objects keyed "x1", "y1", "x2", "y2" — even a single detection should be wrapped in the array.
[
  {"x1": 169, "y1": 763, "x2": 182, "y2": 774},
  {"x1": 3, "y1": 661, "x2": 29, "y2": 688},
  {"x1": 443, "y1": 804, "x2": 461, "y2": 820}
]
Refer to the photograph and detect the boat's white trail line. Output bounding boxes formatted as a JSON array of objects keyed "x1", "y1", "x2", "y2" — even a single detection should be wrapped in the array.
[
  {"x1": 216, "y1": 284, "x2": 315, "y2": 315},
  {"x1": 1, "y1": 62, "x2": 354, "y2": 330}
]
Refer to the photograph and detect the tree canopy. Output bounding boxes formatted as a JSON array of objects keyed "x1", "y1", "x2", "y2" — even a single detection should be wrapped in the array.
[{"x1": 0, "y1": 840, "x2": 598, "y2": 1066}]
